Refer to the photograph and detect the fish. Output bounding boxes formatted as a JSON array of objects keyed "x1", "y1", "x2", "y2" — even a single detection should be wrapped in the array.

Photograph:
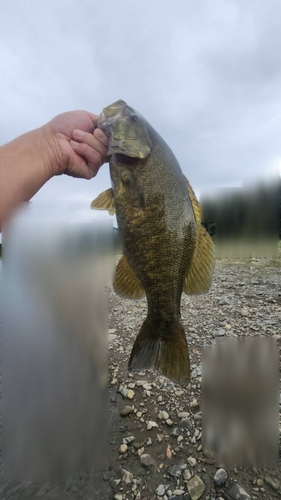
[{"x1": 90, "y1": 100, "x2": 215, "y2": 384}]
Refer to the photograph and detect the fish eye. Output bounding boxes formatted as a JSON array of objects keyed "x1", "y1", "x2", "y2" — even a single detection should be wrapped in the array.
[{"x1": 130, "y1": 114, "x2": 138, "y2": 122}]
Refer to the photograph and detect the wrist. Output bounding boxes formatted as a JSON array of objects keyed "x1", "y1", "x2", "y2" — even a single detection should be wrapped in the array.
[{"x1": 38, "y1": 123, "x2": 64, "y2": 178}]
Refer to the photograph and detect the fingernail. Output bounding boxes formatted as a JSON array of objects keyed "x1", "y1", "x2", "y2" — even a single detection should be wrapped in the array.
[
  {"x1": 70, "y1": 140, "x2": 79, "y2": 148},
  {"x1": 73, "y1": 129, "x2": 83, "y2": 139}
]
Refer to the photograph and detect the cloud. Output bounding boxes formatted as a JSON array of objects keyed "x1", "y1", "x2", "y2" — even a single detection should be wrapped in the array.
[{"x1": 0, "y1": 0, "x2": 280, "y2": 207}]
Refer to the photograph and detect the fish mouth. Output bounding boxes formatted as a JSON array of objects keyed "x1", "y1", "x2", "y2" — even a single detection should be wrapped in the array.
[{"x1": 96, "y1": 100, "x2": 128, "y2": 134}]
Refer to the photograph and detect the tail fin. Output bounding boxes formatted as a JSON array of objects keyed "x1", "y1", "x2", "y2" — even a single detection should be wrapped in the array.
[{"x1": 128, "y1": 319, "x2": 190, "y2": 384}]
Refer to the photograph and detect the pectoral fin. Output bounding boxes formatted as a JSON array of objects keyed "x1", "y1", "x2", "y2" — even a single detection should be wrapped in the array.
[
  {"x1": 184, "y1": 176, "x2": 201, "y2": 224},
  {"x1": 120, "y1": 169, "x2": 145, "y2": 209},
  {"x1": 114, "y1": 255, "x2": 145, "y2": 300},
  {"x1": 183, "y1": 223, "x2": 215, "y2": 295},
  {"x1": 90, "y1": 188, "x2": 115, "y2": 215}
]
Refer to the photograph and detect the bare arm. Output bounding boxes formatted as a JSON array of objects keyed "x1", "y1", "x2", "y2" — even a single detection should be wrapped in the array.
[{"x1": 0, "y1": 111, "x2": 109, "y2": 231}]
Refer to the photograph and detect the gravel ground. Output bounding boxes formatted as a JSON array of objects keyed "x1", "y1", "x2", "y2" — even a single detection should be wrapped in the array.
[{"x1": 0, "y1": 254, "x2": 280, "y2": 499}]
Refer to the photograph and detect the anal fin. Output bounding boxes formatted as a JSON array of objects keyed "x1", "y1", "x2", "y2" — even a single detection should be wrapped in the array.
[
  {"x1": 90, "y1": 188, "x2": 115, "y2": 215},
  {"x1": 183, "y1": 223, "x2": 215, "y2": 295},
  {"x1": 114, "y1": 255, "x2": 145, "y2": 300}
]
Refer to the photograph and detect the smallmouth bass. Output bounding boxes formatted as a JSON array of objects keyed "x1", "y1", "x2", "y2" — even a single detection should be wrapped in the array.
[{"x1": 91, "y1": 100, "x2": 214, "y2": 384}]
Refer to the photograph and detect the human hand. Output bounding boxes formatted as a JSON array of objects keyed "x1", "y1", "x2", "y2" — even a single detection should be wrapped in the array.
[{"x1": 42, "y1": 111, "x2": 109, "y2": 179}]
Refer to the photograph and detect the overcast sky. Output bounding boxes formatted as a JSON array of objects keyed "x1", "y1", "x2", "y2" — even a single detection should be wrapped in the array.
[{"x1": 1, "y1": 0, "x2": 281, "y2": 228}]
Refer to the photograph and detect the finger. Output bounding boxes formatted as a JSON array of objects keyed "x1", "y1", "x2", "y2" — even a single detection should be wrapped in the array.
[
  {"x1": 93, "y1": 128, "x2": 110, "y2": 146},
  {"x1": 72, "y1": 130, "x2": 108, "y2": 158},
  {"x1": 70, "y1": 141, "x2": 104, "y2": 169}
]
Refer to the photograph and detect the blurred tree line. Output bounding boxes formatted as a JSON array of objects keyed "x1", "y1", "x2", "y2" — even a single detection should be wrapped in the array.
[{"x1": 201, "y1": 176, "x2": 281, "y2": 241}]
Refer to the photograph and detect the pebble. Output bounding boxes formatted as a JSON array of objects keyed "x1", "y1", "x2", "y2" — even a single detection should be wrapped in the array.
[
  {"x1": 173, "y1": 489, "x2": 185, "y2": 496},
  {"x1": 132, "y1": 441, "x2": 141, "y2": 449},
  {"x1": 109, "y1": 333, "x2": 117, "y2": 341},
  {"x1": 178, "y1": 411, "x2": 189, "y2": 418},
  {"x1": 226, "y1": 482, "x2": 251, "y2": 500},
  {"x1": 187, "y1": 475, "x2": 206, "y2": 500},
  {"x1": 219, "y1": 296, "x2": 230, "y2": 305},
  {"x1": 214, "y1": 328, "x2": 225, "y2": 337},
  {"x1": 123, "y1": 436, "x2": 135, "y2": 445},
  {"x1": 119, "y1": 386, "x2": 135, "y2": 399},
  {"x1": 256, "y1": 478, "x2": 264, "y2": 487},
  {"x1": 180, "y1": 418, "x2": 192, "y2": 428},
  {"x1": 241, "y1": 307, "x2": 249, "y2": 316},
  {"x1": 127, "y1": 389, "x2": 135, "y2": 399},
  {"x1": 214, "y1": 468, "x2": 227, "y2": 486},
  {"x1": 264, "y1": 475, "x2": 280, "y2": 490},
  {"x1": 183, "y1": 469, "x2": 192, "y2": 481},
  {"x1": 120, "y1": 405, "x2": 134, "y2": 417},
  {"x1": 169, "y1": 459, "x2": 187, "y2": 477},
  {"x1": 166, "y1": 418, "x2": 173, "y2": 426},
  {"x1": 159, "y1": 410, "x2": 169, "y2": 420},
  {"x1": 137, "y1": 447, "x2": 144, "y2": 457},
  {"x1": 114, "y1": 495, "x2": 123, "y2": 500},
  {"x1": 140, "y1": 453, "x2": 157, "y2": 468},
  {"x1": 121, "y1": 468, "x2": 133, "y2": 484},
  {"x1": 147, "y1": 420, "x2": 158, "y2": 430},
  {"x1": 156, "y1": 484, "x2": 166, "y2": 496},
  {"x1": 171, "y1": 427, "x2": 180, "y2": 437},
  {"x1": 187, "y1": 457, "x2": 197, "y2": 467},
  {"x1": 119, "y1": 444, "x2": 127, "y2": 453}
]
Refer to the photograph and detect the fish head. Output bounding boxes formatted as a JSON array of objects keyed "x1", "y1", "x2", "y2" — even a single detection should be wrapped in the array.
[{"x1": 97, "y1": 100, "x2": 152, "y2": 159}]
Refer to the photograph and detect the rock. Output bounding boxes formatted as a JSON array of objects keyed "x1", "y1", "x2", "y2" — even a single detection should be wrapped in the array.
[
  {"x1": 119, "y1": 444, "x2": 127, "y2": 453},
  {"x1": 214, "y1": 468, "x2": 227, "y2": 486},
  {"x1": 177, "y1": 435, "x2": 183, "y2": 443},
  {"x1": 183, "y1": 469, "x2": 192, "y2": 481},
  {"x1": 219, "y1": 296, "x2": 230, "y2": 305},
  {"x1": 137, "y1": 447, "x2": 144, "y2": 457},
  {"x1": 166, "y1": 418, "x2": 173, "y2": 426},
  {"x1": 132, "y1": 441, "x2": 142, "y2": 449},
  {"x1": 187, "y1": 475, "x2": 206, "y2": 500},
  {"x1": 226, "y1": 482, "x2": 251, "y2": 499},
  {"x1": 178, "y1": 411, "x2": 190, "y2": 418},
  {"x1": 171, "y1": 427, "x2": 180, "y2": 437},
  {"x1": 214, "y1": 328, "x2": 225, "y2": 337},
  {"x1": 169, "y1": 459, "x2": 187, "y2": 477},
  {"x1": 155, "y1": 484, "x2": 166, "y2": 496},
  {"x1": 121, "y1": 468, "x2": 133, "y2": 484},
  {"x1": 256, "y1": 479, "x2": 264, "y2": 487},
  {"x1": 157, "y1": 433, "x2": 164, "y2": 442},
  {"x1": 264, "y1": 475, "x2": 280, "y2": 490},
  {"x1": 120, "y1": 405, "x2": 134, "y2": 417},
  {"x1": 241, "y1": 308, "x2": 249, "y2": 316},
  {"x1": 180, "y1": 418, "x2": 192, "y2": 428},
  {"x1": 147, "y1": 420, "x2": 158, "y2": 430},
  {"x1": 109, "y1": 333, "x2": 117, "y2": 341},
  {"x1": 123, "y1": 435, "x2": 135, "y2": 445},
  {"x1": 187, "y1": 456, "x2": 197, "y2": 467},
  {"x1": 119, "y1": 386, "x2": 135, "y2": 399},
  {"x1": 114, "y1": 495, "x2": 123, "y2": 500},
  {"x1": 173, "y1": 490, "x2": 185, "y2": 496},
  {"x1": 127, "y1": 389, "x2": 135, "y2": 399},
  {"x1": 140, "y1": 453, "x2": 157, "y2": 468},
  {"x1": 158, "y1": 410, "x2": 169, "y2": 420},
  {"x1": 190, "y1": 399, "x2": 199, "y2": 409}
]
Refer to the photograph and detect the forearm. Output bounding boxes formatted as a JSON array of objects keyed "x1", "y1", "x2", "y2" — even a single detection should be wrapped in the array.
[{"x1": 0, "y1": 126, "x2": 56, "y2": 231}]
